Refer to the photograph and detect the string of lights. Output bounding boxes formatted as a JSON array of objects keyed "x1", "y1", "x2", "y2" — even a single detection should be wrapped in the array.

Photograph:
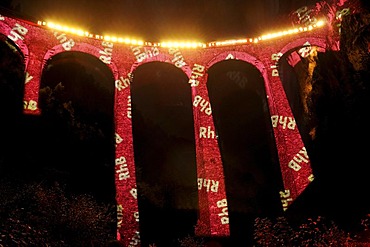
[{"x1": 36, "y1": 19, "x2": 326, "y2": 48}]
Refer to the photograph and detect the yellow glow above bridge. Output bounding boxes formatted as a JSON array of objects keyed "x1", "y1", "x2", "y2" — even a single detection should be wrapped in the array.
[{"x1": 38, "y1": 19, "x2": 326, "y2": 49}]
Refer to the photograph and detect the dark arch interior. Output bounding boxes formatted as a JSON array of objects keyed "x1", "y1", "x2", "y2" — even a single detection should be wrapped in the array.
[
  {"x1": 278, "y1": 44, "x2": 370, "y2": 230},
  {"x1": 131, "y1": 61, "x2": 198, "y2": 247},
  {"x1": 276, "y1": 47, "x2": 327, "y2": 221},
  {"x1": 207, "y1": 59, "x2": 284, "y2": 247},
  {"x1": 278, "y1": 46, "x2": 316, "y2": 155},
  {"x1": 0, "y1": 35, "x2": 25, "y2": 175},
  {"x1": 27, "y1": 51, "x2": 117, "y2": 204}
]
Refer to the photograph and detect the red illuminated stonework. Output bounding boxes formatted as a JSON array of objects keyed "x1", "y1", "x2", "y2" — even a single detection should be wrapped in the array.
[{"x1": 0, "y1": 0, "x2": 360, "y2": 245}]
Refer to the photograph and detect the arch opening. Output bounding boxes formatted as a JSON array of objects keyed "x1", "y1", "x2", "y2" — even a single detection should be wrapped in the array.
[
  {"x1": 131, "y1": 61, "x2": 199, "y2": 246},
  {"x1": 207, "y1": 59, "x2": 284, "y2": 246}
]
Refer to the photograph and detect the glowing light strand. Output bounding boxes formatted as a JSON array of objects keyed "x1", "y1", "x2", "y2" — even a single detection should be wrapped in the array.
[{"x1": 37, "y1": 19, "x2": 326, "y2": 49}]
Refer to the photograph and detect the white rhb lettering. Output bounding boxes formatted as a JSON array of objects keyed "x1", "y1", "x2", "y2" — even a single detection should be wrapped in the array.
[
  {"x1": 279, "y1": 189, "x2": 292, "y2": 211},
  {"x1": 23, "y1": 100, "x2": 37, "y2": 111},
  {"x1": 115, "y1": 75, "x2": 131, "y2": 91},
  {"x1": 188, "y1": 64, "x2": 205, "y2": 87},
  {"x1": 134, "y1": 211, "x2": 139, "y2": 222},
  {"x1": 294, "y1": 6, "x2": 317, "y2": 26},
  {"x1": 288, "y1": 147, "x2": 309, "y2": 171},
  {"x1": 128, "y1": 231, "x2": 140, "y2": 247},
  {"x1": 216, "y1": 199, "x2": 229, "y2": 225},
  {"x1": 115, "y1": 133, "x2": 123, "y2": 145},
  {"x1": 8, "y1": 23, "x2": 28, "y2": 42},
  {"x1": 271, "y1": 53, "x2": 282, "y2": 77},
  {"x1": 193, "y1": 95, "x2": 212, "y2": 115},
  {"x1": 169, "y1": 48, "x2": 186, "y2": 68},
  {"x1": 131, "y1": 46, "x2": 159, "y2": 62},
  {"x1": 25, "y1": 72, "x2": 33, "y2": 84},
  {"x1": 130, "y1": 188, "x2": 137, "y2": 199},
  {"x1": 54, "y1": 32, "x2": 75, "y2": 51},
  {"x1": 117, "y1": 204, "x2": 123, "y2": 228},
  {"x1": 271, "y1": 115, "x2": 296, "y2": 130},
  {"x1": 116, "y1": 156, "x2": 130, "y2": 180},
  {"x1": 198, "y1": 178, "x2": 219, "y2": 192},
  {"x1": 199, "y1": 126, "x2": 215, "y2": 139},
  {"x1": 99, "y1": 41, "x2": 113, "y2": 64},
  {"x1": 127, "y1": 96, "x2": 132, "y2": 119}
]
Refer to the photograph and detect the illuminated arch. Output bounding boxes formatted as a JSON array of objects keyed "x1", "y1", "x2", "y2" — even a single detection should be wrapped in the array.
[
  {"x1": 118, "y1": 52, "x2": 228, "y2": 241},
  {"x1": 129, "y1": 52, "x2": 192, "y2": 77},
  {"x1": 206, "y1": 51, "x2": 270, "y2": 96},
  {"x1": 115, "y1": 52, "x2": 196, "y2": 244},
  {"x1": 277, "y1": 37, "x2": 327, "y2": 154},
  {"x1": 206, "y1": 58, "x2": 286, "y2": 246},
  {"x1": 279, "y1": 37, "x2": 327, "y2": 59},
  {"x1": 206, "y1": 50, "x2": 314, "y2": 212},
  {"x1": 42, "y1": 43, "x2": 120, "y2": 79},
  {"x1": 129, "y1": 61, "x2": 198, "y2": 246},
  {"x1": 190, "y1": 51, "x2": 271, "y2": 237},
  {"x1": 0, "y1": 21, "x2": 30, "y2": 68}
]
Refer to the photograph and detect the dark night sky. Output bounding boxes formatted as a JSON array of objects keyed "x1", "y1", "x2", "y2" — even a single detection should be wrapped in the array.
[{"x1": 3, "y1": 0, "x2": 317, "y2": 42}]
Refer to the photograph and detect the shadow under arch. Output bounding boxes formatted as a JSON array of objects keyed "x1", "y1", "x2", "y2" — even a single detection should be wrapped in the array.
[
  {"x1": 278, "y1": 40, "x2": 327, "y2": 157},
  {"x1": 207, "y1": 59, "x2": 284, "y2": 247},
  {"x1": 43, "y1": 43, "x2": 119, "y2": 80},
  {"x1": 130, "y1": 61, "x2": 198, "y2": 246},
  {"x1": 277, "y1": 35, "x2": 370, "y2": 229},
  {"x1": 0, "y1": 34, "x2": 26, "y2": 175},
  {"x1": 33, "y1": 50, "x2": 117, "y2": 205},
  {"x1": 0, "y1": 21, "x2": 30, "y2": 68},
  {"x1": 0, "y1": 34, "x2": 26, "y2": 117}
]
